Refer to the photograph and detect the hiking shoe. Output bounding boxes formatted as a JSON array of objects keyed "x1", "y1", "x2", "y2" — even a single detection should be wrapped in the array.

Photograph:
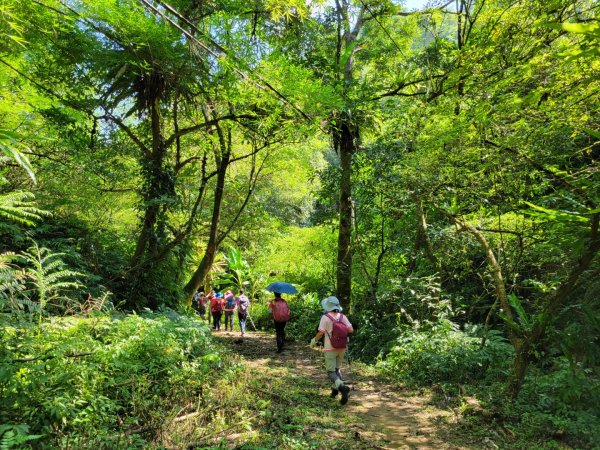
[
  {"x1": 339, "y1": 385, "x2": 350, "y2": 405},
  {"x1": 330, "y1": 388, "x2": 339, "y2": 398}
]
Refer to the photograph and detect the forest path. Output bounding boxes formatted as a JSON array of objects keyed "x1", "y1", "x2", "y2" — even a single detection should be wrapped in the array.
[{"x1": 215, "y1": 330, "x2": 470, "y2": 449}]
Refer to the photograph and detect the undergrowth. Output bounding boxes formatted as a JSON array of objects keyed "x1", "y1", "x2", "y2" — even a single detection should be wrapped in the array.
[
  {"x1": 164, "y1": 351, "x2": 381, "y2": 449},
  {"x1": 376, "y1": 319, "x2": 600, "y2": 449},
  {"x1": 0, "y1": 310, "x2": 231, "y2": 448}
]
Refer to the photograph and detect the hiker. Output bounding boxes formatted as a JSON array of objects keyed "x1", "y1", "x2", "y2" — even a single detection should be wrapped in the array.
[
  {"x1": 192, "y1": 289, "x2": 206, "y2": 318},
  {"x1": 310, "y1": 296, "x2": 353, "y2": 405},
  {"x1": 192, "y1": 288, "x2": 201, "y2": 312},
  {"x1": 210, "y1": 293, "x2": 224, "y2": 331},
  {"x1": 269, "y1": 292, "x2": 290, "y2": 352},
  {"x1": 236, "y1": 290, "x2": 250, "y2": 337},
  {"x1": 224, "y1": 290, "x2": 236, "y2": 331}
]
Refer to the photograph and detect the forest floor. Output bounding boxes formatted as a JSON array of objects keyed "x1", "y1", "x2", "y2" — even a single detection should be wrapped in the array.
[{"x1": 202, "y1": 330, "x2": 499, "y2": 449}]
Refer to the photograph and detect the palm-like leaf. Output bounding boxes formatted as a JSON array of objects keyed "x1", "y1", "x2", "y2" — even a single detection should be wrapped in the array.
[{"x1": 0, "y1": 129, "x2": 36, "y2": 182}]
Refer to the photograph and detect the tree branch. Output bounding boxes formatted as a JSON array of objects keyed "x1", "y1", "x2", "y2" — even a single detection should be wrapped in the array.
[
  {"x1": 216, "y1": 144, "x2": 270, "y2": 246},
  {"x1": 374, "y1": 74, "x2": 447, "y2": 100},
  {"x1": 483, "y1": 139, "x2": 596, "y2": 210},
  {"x1": 102, "y1": 112, "x2": 151, "y2": 157},
  {"x1": 8, "y1": 351, "x2": 94, "y2": 364},
  {"x1": 164, "y1": 114, "x2": 257, "y2": 148}
]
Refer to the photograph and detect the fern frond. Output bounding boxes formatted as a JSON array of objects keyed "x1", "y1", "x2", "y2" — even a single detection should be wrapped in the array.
[
  {"x1": 0, "y1": 252, "x2": 28, "y2": 313},
  {"x1": 19, "y1": 298, "x2": 40, "y2": 313},
  {"x1": 0, "y1": 251, "x2": 19, "y2": 270},
  {"x1": 20, "y1": 242, "x2": 82, "y2": 313},
  {"x1": 0, "y1": 191, "x2": 50, "y2": 226},
  {"x1": 44, "y1": 271, "x2": 83, "y2": 285},
  {"x1": 46, "y1": 282, "x2": 82, "y2": 294},
  {"x1": 41, "y1": 259, "x2": 66, "y2": 273},
  {"x1": 39, "y1": 253, "x2": 67, "y2": 267}
]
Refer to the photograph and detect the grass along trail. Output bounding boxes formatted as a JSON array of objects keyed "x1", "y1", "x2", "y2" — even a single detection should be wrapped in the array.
[{"x1": 206, "y1": 330, "x2": 478, "y2": 449}]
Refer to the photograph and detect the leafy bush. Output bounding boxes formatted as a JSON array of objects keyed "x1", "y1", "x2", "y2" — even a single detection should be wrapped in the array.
[
  {"x1": 283, "y1": 292, "x2": 323, "y2": 342},
  {"x1": 377, "y1": 320, "x2": 513, "y2": 385},
  {"x1": 349, "y1": 275, "x2": 455, "y2": 362},
  {"x1": 0, "y1": 310, "x2": 227, "y2": 448},
  {"x1": 509, "y1": 358, "x2": 600, "y2": 450},
  {"x1": 348, "y1": 293, "x2": 400, "y2": 361}
]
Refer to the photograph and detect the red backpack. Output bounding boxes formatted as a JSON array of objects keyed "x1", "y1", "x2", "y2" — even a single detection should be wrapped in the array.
[
  {"x1": 325, "y1": 313, "x2": 349, "y2": 349},
  {"x1": 272, "y1": 300, "x2": 290, "y2": 322},
  {"x1": 210, "y1": 297, "x2": 223, "y2": 313}
]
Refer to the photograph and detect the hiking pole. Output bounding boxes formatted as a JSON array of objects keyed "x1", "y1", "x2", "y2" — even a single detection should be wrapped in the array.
[
  {"x1": 345, "y1": 346, "x2": 354, "y2": 379},
  {"x1": 246, "y1": 312, "x2": 257, "y2": 331}
]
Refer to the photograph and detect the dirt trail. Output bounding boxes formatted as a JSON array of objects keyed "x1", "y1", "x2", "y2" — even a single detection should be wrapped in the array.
[{"x1": 216, "y1": 330, "x2": 466, "y2": 450}]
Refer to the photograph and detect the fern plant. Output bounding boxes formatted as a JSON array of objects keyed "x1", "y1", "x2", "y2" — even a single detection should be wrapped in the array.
[
  {"x1": 0, "y1": 252, "x2": 29, "y2": 312},
  {"x1": 19, "y1": 242, "x2": 82, "y2": 313},
  {"x1": 0, "y1": 190, "x2": 49, "y2": 226}
]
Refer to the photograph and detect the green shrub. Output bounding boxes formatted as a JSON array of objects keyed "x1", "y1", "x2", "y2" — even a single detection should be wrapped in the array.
[
  {"x1": 347, "y1": 293, "x2": 402, "y2": 362},
  {"x1": 511, "y1": 358, "x2": 600, "y2": 449},
  {"x1": 348, "y1": 275, "x2": 454, "y2": 362},
  {"x1": 0, "y1": 310, "x2": 227, "y2": 448},
  {"x1": 377, "y1": 320, "x2": 513, "y2": 385},
  {"x1": 283, "y1": 293, "x2": 323, "y2": 342}
]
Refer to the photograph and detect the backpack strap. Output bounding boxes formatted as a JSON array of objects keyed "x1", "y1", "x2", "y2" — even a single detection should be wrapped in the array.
[
  {"x1": 324, "y1": 313, "x2": 344, "y2": 343},
  {"x1": 325, "y1": 313, "x2": 343, "y2": 323}
]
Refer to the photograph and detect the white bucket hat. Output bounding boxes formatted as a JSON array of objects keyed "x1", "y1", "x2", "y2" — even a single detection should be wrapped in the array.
[{"x1": 321, "y1": 296, "x2": 343, "y2": 312}]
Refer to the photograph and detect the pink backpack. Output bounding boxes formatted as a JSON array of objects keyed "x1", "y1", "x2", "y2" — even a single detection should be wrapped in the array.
[
  {"x1": 325, "y1": 313, "x2": 349, "y2": 349},
  {"x1": 272, "y1": 300, "x2": 290, "y2": 322}
]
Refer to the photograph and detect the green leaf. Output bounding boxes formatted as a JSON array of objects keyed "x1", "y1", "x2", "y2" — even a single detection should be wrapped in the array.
[
  {"x1": 508, "y1": 294, "x2": 531, "y2": 330},
  {"x1": 339, "y1": 41, "x2": 357, "y2": 71},
  {"x1": 523, "y1": 202, "x2": 589, "y2": 223},
  {"x1": 560, "y1": 22, "x2": 600, "y2": 34},
  {"x1": 582, "y1": 128, "x2": 600, "y2": 140},
  {"x1": 0, "y1": 129, "x2": 36, "y2": 182}
]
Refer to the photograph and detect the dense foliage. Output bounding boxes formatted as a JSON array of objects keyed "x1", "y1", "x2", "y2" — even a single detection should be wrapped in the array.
[
  {"x1": 0, "y1": 0, "x2": 598, "y2": 447},
  {"x1": 1, "y1": 311, "x2": 225, "y2": 448}
]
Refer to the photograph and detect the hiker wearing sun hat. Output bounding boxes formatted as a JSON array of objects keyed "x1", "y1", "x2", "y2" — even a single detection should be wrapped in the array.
[{"x1": 310, "y1": 296, "x2": 354, "y2": 405}]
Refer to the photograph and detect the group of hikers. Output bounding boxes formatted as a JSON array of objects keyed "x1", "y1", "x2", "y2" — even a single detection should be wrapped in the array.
[
  {"x1": 192, "y1": 288, "x2": 251, "y2": 335},
  {"x1": 192, "y1": 287, "x2": 353, "y2": 405}
]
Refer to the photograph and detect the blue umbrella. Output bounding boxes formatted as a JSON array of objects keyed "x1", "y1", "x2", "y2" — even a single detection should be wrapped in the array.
[{"x1": 266, "y1": 281, "x2": 298, "y2": 294}]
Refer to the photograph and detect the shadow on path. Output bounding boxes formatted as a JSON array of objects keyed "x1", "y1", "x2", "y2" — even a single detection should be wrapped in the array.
[{"x1": 215, "y1": 330, "x2": 465, "y2": 449}]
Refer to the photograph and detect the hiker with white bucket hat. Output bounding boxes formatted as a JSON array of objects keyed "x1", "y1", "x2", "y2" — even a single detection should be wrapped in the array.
[{"x1": 310, "y1": 296, "x2": 354, "y2": 405}]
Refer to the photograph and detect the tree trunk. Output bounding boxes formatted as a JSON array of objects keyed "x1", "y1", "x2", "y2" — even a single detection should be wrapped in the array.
[
  {"x1": 452, "y1": 216, "x2": 516, "y2": 329},
  {"x1": 417, "y1": 199, "x2": 433, "y2": 264},
  {"x1": 333, "y1": 1, "x2": 363, "y2": 311},
  {"x1": 130, "y1": 95, "x2": 164, "y2": 270},
  {"x1": 336, "y1": 119, "x2": 356, "y2": 310},
  {"x1": 183, "y1": 122, "x2": 231, "y2": 301},
  {"x1": 370, "y1": 193, "x2": 387, "y2": 296},
  {"x1": 507, "y1": 340, "x2": 530, "y2": 399},
  {"x1": 506, "y1": 214, "x2": 600, "y2": 398}
]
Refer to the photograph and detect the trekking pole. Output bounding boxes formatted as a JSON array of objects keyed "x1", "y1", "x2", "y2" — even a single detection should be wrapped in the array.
[
  {"x1": 345, "y1": 346, "x2": 354, "y2": 379},
  {"x1": 246, "y1": 312, "x2": 257, "y2": 331}
]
